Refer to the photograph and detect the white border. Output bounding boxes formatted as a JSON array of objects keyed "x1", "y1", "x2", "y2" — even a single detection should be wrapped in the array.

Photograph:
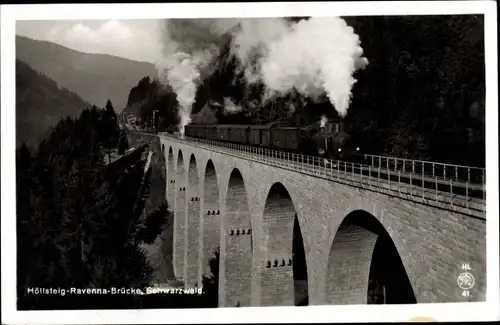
[{"x1": 1, "y1": 1, "x2": 498, "y2": 324}]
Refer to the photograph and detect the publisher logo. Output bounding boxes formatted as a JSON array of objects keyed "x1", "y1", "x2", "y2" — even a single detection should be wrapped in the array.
[{"x1": 457, "y1": 272, "x2": 475, "y2": 290}]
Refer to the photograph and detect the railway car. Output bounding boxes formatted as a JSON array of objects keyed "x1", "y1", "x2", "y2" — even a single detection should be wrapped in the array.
[
  {"x1": 183, "y1": 119, "x2": 363, "y2": 163},
  {"x1": 205, "y1": 125, "x2": 217, "y2": 140},
  {"x1": 228, "y1": 125, "x2": 250, "y2": 145},
  {"x1": 216, "y1": 125, "x2": 231, "y2": 142},
  {"x1": 184, "y1": 125, "x2": 194, "y2": 137},
  {"x1": 249, "y1": 126, "x2": 267, "y2": 146},
  {"x1": 193, "y1": 125, "x2": 204, "y2": 138},
  {"x1": 261, "y1": 127, "x2": 271, "y2": 147},
  {"x1": 271, "y1": 127, "x2": 301, "y2": 150}
]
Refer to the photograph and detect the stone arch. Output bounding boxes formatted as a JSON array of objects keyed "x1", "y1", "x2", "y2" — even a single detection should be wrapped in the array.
[
  {"x1": 199, "y1": 159, "x2": 220, "y2": 285},
  {"x1": 325, "y1": 210, "x2": 416, "y2": 305},
  {"x1": 260, "y1": 182, "x2": 308, "y2": 306},
  {"x1": 222, "y1": 168, "x2": 253, "y2": 307},
  {"x1": 184, "y1": 154, "x2": 200, "y2": 288},
  {"x1": 174, "y1": 149, "x2": 186, "y2": 280}
]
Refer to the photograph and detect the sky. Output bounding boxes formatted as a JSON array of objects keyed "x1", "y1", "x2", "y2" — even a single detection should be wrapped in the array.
[{"x1": 16, "y1": 19, "x2": 163, "y2": 63}]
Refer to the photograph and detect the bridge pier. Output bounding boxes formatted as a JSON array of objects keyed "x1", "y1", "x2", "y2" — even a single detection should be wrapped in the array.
[
  {"x1": 167, "y1": 149, "x2": 175, "y2": 211},
  {"x1": 174, "y1": 151, "x2": 186, "y2": 281},
  {"x1": 198, "y1": 160, "x2": 221, "y2": 287},
  {"x1": 259, "y1": 183, "x2": 297, "y2": 306},
  {"x1": 184, "y1": 155, "x2": 200, "y2": 288},
  {"x1": 219, "y1": 169, "x2": 253, "y2": 307}
]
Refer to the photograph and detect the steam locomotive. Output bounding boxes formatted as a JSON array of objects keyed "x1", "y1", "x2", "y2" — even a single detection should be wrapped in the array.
[{"x1": 182, "y1": 119, "x2": 363, "y2": 163}]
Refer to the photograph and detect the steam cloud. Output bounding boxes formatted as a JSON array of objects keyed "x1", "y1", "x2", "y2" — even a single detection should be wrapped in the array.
[
  {"x1": 223, "y1": 97, "x2": 243, "y2": 115},
  {"x1": 230, "y1": 17, "x2": 369, "y2": 118},
  {"x1": 156, "y1": 19, "x2": 236, "y2": 134},
  {"x1": 157, "y1": 53, "x2": 200, "y2": 135},
  {"x1": 155, "y1": 17, "x2": 368, "y2": 133},
  {"x1": 320, "y1": 115, "x2": 328, "y2": 128}
]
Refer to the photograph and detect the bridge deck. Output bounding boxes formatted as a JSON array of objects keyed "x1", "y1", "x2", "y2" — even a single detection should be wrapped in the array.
[{"x1": 159, "y1": 134, "x2": 486, "y2": 219}]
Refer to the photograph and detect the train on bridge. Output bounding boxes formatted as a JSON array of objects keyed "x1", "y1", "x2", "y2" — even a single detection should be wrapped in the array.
[
  {"x1": 181, "y1": 119, "x2": 364, "y2": 163},
  {"x1": 158, "y1": 120, "x2": 486, "y2": 205}
]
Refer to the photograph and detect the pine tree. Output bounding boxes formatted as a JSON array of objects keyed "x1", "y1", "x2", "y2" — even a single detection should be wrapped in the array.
[
  {"x1": 199, "y1": 248, "x2": 220, "y2": 308},
  {"x1": 17, "y1": 105, "x2": 155, "y2": 309},
  {"x1": 135, "y1": 201, "x2": 171, "y2": 244},
  {"x1": 385, "y1": 108, "x2": 430, "y2": 160},
  {"x1": 16, "y1": 143, "x2": 34, "y2": 304},
  {"x1": 118, "y1": 130, "x2": 129, "y2": 155},
  {"x1": 101, "y1": 99, "x2": 120, "y2": 164}
]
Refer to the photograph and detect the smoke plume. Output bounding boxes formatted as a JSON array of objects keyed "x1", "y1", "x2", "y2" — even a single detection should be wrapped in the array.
[
  {"x1": 157, "y1": 52, "x2": 200, "y2": 135},
  {"x1": 155, "y1": 17, "x2": 368, "y2": 133},
  {"x1": 156, "y1": 19, "x2": 238, "y2": 134},
  {"x1": 229, "y1": 19, "x2": 292, "y2": 84},
  {"x1": 229, "y1": 17, "x2": 368, "y2": 118}
]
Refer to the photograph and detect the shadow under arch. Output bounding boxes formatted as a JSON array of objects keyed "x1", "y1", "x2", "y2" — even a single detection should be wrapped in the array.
[
  {"x1": 200, "y1": 160, "x2": 221, "y2": 285},
  {"x1": 184, "y1": 154, "x2": 200, "y2": 288},
  {"x1": 222, "y1": 168, "x2": 252, "y2": 307},
  {"x1": 260, "y1": 182, "x2": 308, "y2": 306},
  {"x1": 174, "y1": 149, "x2": 186, "y2": 280},
  {"x1": 325, "y1": 210, "x2": 416, "y2": 305},
  {"x1": 162, "y1": 143, "x2": 165, "y2": 152}
]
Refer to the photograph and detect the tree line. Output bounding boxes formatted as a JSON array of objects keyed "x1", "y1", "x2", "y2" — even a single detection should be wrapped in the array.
[{"x1": 16, "y1": 100, "x2": 220, "y2": 309}]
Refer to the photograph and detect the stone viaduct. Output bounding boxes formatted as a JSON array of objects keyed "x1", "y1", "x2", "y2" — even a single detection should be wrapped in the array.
[{"x1": 159, "y1": 135, "x2": 487, "y2": 307}]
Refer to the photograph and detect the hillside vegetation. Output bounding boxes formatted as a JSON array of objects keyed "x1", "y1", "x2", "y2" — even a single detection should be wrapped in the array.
[
  {"x1": 16, "y1": 35, "x2": 158, "y2": 112},
  {"x1": 16, "y1": 59, "x2": 90, "y2": 148},
  {"x1": 16, "y1": 103, "x2": 220, "y2": 309}
]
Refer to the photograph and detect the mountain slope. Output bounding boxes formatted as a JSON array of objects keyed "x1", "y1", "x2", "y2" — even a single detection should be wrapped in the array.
[
  {"x1": 16, "y1": 59, "x2": 90, "y2": 148},
  {"x1": 15, "y1": 35, "x2": 158, "y2": 112}
]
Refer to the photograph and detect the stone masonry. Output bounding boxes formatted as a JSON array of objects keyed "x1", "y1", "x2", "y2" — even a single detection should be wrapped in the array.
[
  {"x1": 174, "y1": 150, "x2": 186, "y2": 280},
  {"x1": 161, "y1": 136, "x2": 487, "y2": 307},
  {"x1": 185, "y1": 155, "x2": 201, "y2": 288},
  {"x1": 198, "y1": 160, "x2": 221, "y2": 286}
]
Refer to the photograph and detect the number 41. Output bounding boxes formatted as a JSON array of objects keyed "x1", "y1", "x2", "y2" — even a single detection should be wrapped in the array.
[{"x1": 462, "y1": 290, "x2": 470, "y2": 297}]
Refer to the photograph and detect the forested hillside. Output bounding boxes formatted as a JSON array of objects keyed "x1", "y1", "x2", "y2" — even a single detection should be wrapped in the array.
[
  {"x1": 127, "y1": 15, "x2": 485, "y2": 167},
  {"x1": 16, "y1": 103, "x2": 220, "y2": 309},
  {"x1": 16, "y1": 59, "x2": 90, "y2": 148},
  {"x1": 16, "y1": 35, "x2": 157, "y2": 112},
  {"x1": 122, "y1": 76, "x2": 179, "y2": 129},
  {"x1": 343, "y1": 15, "x2": 485, "y2": 167}
]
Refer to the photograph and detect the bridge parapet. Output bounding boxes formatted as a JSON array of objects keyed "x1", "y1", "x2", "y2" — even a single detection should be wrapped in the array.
[
  {"x1": 364, "y1": 154, "x2": 485, "y2": 195},
  {"x1": 158, "y1": 133, "x2": 486, "y2": 219}
]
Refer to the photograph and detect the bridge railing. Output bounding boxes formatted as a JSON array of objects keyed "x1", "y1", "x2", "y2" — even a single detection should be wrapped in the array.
[
  {"x1": 363, "y1": 154, "x2": 486, "y2": 186},
  {"x1": 160, "y1": 134, "x2": 486, "y2": 213}
]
